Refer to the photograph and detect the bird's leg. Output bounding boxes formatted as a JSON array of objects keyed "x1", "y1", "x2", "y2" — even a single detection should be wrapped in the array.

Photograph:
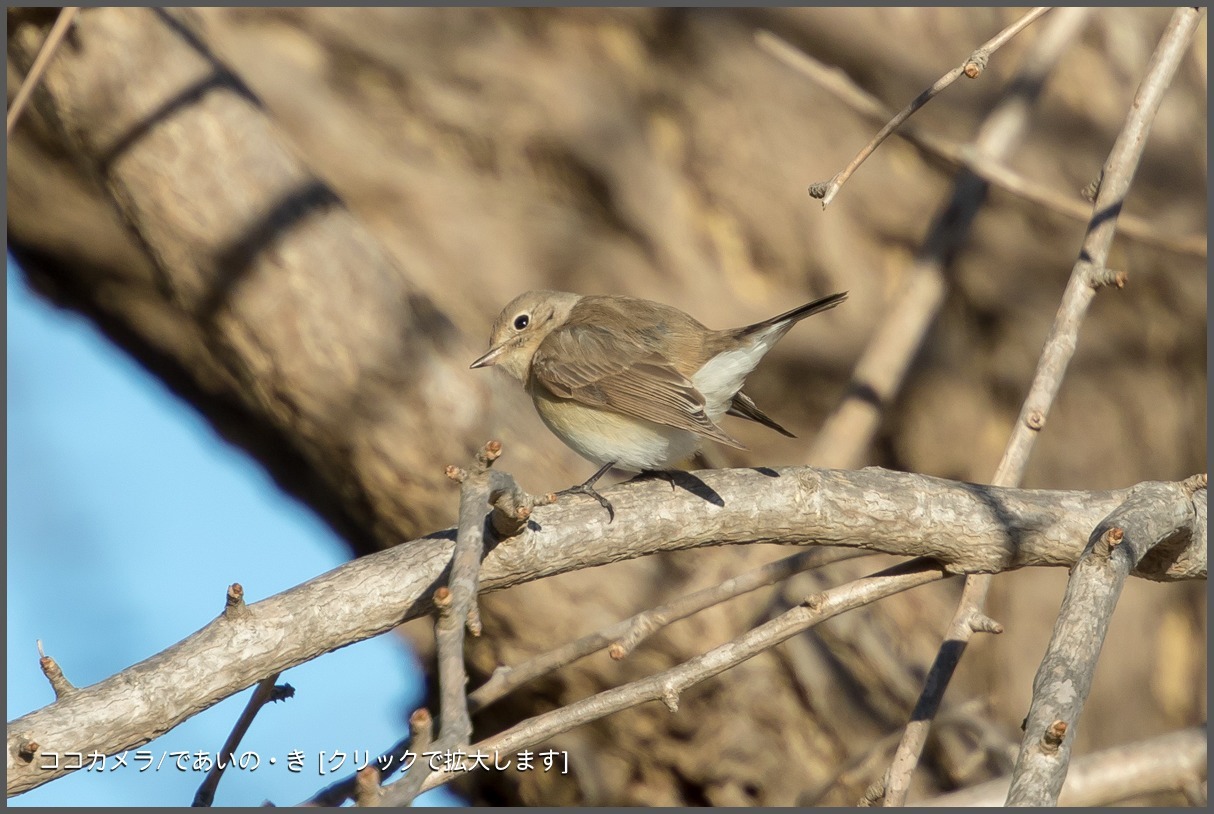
[{"x1": 557, "y1": 461, "x2": 616, "y2": 522}]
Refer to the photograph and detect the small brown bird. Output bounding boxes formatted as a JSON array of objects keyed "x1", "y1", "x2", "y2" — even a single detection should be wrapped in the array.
[{"x1": 471, "y1": 290, "x2": 848, "y2": 517}]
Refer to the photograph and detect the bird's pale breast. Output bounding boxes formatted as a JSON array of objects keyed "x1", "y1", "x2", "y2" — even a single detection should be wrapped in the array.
[{"x1": 529, "y1": 386, "x2": 700, "y2": 471}]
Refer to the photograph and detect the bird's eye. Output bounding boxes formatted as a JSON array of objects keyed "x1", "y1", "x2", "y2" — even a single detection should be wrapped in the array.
[{"x1": 513, "y1": 313, "x2": 530, "y2": 330}]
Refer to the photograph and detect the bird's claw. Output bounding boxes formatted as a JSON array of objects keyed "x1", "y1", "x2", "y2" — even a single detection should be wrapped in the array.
[{"x1": 556, "y1": 483, "x2": 615, "y2": 522}]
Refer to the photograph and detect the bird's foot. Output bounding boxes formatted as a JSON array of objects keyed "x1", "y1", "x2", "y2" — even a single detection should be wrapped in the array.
[{"x1": 555, "y1": 482, "x2": 615, "y2": 522}]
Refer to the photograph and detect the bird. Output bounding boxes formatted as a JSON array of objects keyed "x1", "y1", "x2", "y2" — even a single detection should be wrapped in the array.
[{"x1": 471, "y1": 289, "x2": 848, "y2": 518}]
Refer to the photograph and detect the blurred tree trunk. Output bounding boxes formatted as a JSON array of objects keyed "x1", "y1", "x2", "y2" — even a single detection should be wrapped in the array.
[{"x1": 8, "y1": 7, "x2": 1204, "y2": 805}]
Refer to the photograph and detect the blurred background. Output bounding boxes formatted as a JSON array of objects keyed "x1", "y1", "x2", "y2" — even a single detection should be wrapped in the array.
[{"x1": 8, "y1": 7, "x2": 1206, "y2": 806}]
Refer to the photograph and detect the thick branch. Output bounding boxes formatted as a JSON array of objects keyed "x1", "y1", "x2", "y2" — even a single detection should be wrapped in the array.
[
  {"x1": 1005, "y1": 477, "x2": 1207, "y2": 805},
  {"x1": 7, "y1": 466, "x2": 1204, "y2": 795}
]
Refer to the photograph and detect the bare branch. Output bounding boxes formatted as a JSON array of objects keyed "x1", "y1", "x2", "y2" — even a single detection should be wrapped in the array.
[
  {"x1": 755, "y1": 30, "x2": 1206, "y2": 258},
  {"x1": 6, "y1": 7, "x2": 80, "y2": 138},
  {"x1": 924, "y1": 726, "x2": 1208, "y2": 807},
  {"x1": 192, "y1": 672, "x2": 287, "y2": 807},
  {"x1": 300, "y1": 708, "x2": 433, "y2": 807},
  {"x1": 401, "y1": 559, "x2": 950, "y2": 799},
  {"x1": 400, "y1": 441, "x2": 553, "y2": 805},
  {"x1": 469, "y1": 547, "x2": 868, "y2": 714},
  {"x1": 1006, "y1": 478, "x2": 1206, "y2": 805},
  {"x1": 800, "y1": 17, "x2": 1095, "y2": 799},
  {"x1": 800, "y1": 7, "x2": 1051, "y2": 206},
  {"x1": 807, "y1": 7, "x2": 1094, "y2": 475},
  {"x1": 996, "y1": 5, "x2": 1205, "y2": 492},
  {"x1": 884, "y1": 5, "x2": 1207, "y2": 802},
  {"x1": 7, "y1": 466, "x2": 1205, "y2": 796},
  {"x1": 438, "y1": 442, "x2": 499, "y2": 746},
  {"x1": 1004, "y1": 8, "x2": 1206, "y2": 797}
]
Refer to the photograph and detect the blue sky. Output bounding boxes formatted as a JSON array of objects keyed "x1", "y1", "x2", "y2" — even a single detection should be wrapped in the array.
[{"x1": 6, "y1": 258, "x2": 461, "y2": 806}]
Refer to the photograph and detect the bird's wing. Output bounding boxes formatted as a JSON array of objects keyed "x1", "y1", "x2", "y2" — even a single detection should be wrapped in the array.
[
  {"x1": 531, "y1": 323, "x2": 743, "y2": 448},
  {"x1": 728, "y1": 392, "x2": 796, "y2": 438}
]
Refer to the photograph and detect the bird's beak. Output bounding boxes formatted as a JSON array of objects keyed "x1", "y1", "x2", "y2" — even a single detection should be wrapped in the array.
[{"x1": 470, "y1": 343, "x2": 508, "y2": 369}]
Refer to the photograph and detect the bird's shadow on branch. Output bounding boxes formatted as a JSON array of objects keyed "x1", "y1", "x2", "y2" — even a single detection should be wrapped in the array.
[
  {"x1": 956, "y1": 480, "x2": 1035, "y2": 555},
  {"x1": 629, "y1": 469, "x2": 726, "y2": 508}
]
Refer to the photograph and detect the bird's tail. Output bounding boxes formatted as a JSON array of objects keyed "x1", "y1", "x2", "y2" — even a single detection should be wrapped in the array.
[{"x1": 737, "y1": 291, "x2": 849, "y2": 338}]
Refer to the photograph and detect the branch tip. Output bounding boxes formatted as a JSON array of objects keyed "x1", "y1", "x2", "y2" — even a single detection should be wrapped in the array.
[
  {"x1": 17, "y1": 739, "x2": 39, "y2": 761},
  {"x1": 475, "y1": 439, "x2": 503, "y2": 471},
  {"x1": 1087, "y1": 264, "x2": 1128, "y2": 289},
  {"x1": 607, "y1": 642, "x2": 627, "y2": 661},
  {"x1": 969, "y1": 612, "x2": 1004, "y2": 634},
  {"x1": 39, "y1": 651, "x2": 76, "y2": 698},
  {"x1": 661, "y1": 688, "x2": 680, "y2": 713},
  {"x1": 964, "y1": 51, "x2": 989, "y2": 77},
  {"x1": 353, "y1": 764, "x2": 384, "y2": 805},
  {"x1": 859, "y1": 778, "x2": 886, "y2": 807},
  {"x1": 409, "y1": 707, "x2": 433, "y2": 729},
  {"x1": 1081, "y1": 171, "x2": 1103, "y2": 202},
  {"x1": 1096, "y1": 526, "x2": 1124, "y2": 555},
  {"x1": 1183, "y1": 473, "x2": 1207, "y2": 494},
  {"x1": 445, "y1": 465, "x2": 466, "y2": 483},
  {"x1": 1025, "y1": 409, "x2": 1046, "y2": 430},
  {"x1": 1041, "y1": 719, "x2": 1068, "y2": 751},
  {"x1": 224, "y1": 583, "x2": 249, "y2": 619},
  {"x1": 409, "y1": 707, "x2": 434, "y2": 747},
  {"x1": 433, "y1": 586, "x2": 453, "y2": 611}
]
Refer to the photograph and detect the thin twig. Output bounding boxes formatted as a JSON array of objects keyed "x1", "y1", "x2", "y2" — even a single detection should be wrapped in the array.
[
  {"x1": 400, "y1": 559, "x2": 950, "y2": 799},
  {"x1": 437, "y1": 444, "x2": 498, "y2": 745},
  {"x1": 396, "y1": 442, "x2": 554, "y2": 805},
  {"x1": 468, "y1": 547, "x2": 869, "y2": 714},
  {"x1": 301, "y1": 708, "x2": 432, "y2": 807},
  {"x1": 881, "y1": 8, "x2": 1095, "y2": 805},
  {"x1": 801, "y1": 698, "x2": 1013, "y2": 806},
  {"x1": 755, "y1": 30, "x2": 1206, "y2": 258},
  {"x1": 922, "y1": 725, "x2": 1207, "y2": 807},
  {"x1": 6, "y1": 8, "x2": 80, "y2": 138},
  {"x1": 807, "y1": 8, "x2": 1093, "y2": 476},
  {"x1": 800, "y1": 7, "x2": 1051, "y2": 206},
  {"x1": 776, "y1": 566, "x2": 1011, "y2": 800},
  {"x1": 1006, "y1": 478, "x2": 1206, "y2": 805},
  {"x1": 192, "y1": 672, "x2": 287, "y2": 807}
]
